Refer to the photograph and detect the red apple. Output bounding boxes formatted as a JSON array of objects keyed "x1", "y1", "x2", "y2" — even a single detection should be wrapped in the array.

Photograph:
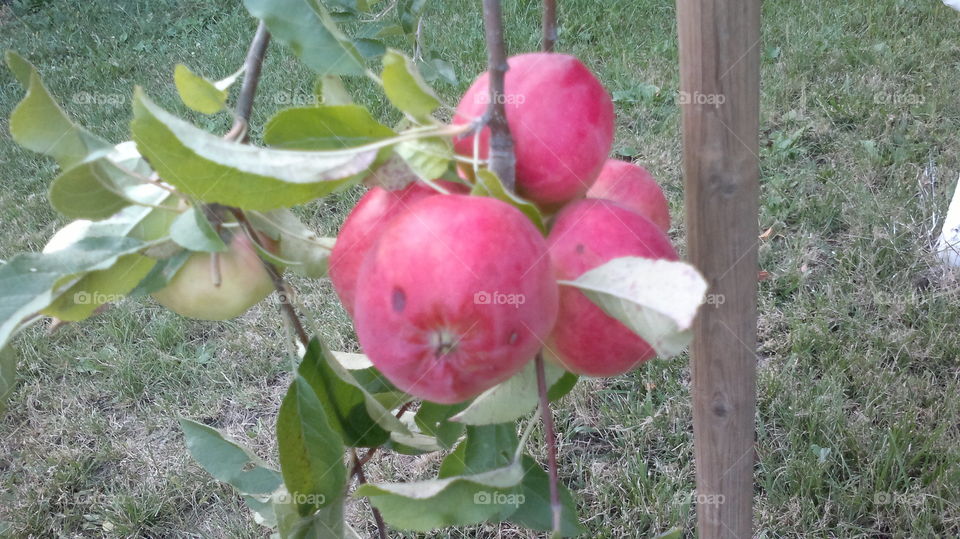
[
  {"x1": 152, "y1": 231, "x2": 275, "y2": 321},
  {"x1": 330, "y1": 181, "x2": 467, "y2": 316},
  {"x1": 353, "y1": 195, "x2": 558, "y2": 404},
  {"x1": 453, "y1": 53, "x2": 615, "y2": 210},
  {"x1": 587, "y1": 159, "x2": 671, "y2": 233},
  {"x1": 546, "y1": 199, "x2": 678, "y2": 377}
]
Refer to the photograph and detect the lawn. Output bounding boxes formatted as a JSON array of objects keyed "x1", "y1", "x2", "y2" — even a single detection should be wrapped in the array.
[{"x1": 1, "y1": 0, "x2": 959, "y2": 536}]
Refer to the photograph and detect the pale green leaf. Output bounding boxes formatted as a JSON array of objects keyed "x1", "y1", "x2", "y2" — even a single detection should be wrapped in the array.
[
  {"x1": 381, "y1": 49, "x2": 440, "y2": 121},
  {"x1": 274, "y1": 487, "x2": 346, "y2": 539},
  {"x1": 249, "y1": 209, "x2": 334, "y2": 278},
  {"x1": 42, "y1": 254, "x2": 156, "y2": 321},
  {"x1": 179, "y1": 418, "x2": 283, "y2": 495},
  {"x1": 509, "y1": 455, "x2": 584, "y2": 537},
  {"x1": 471, "y1": 169, "x2": 545, "y2": 232},
  {"x1": 355, "y1": 460, "x2": 525, "y2": 531},
  {"x1": 560, "y1": 258, "x2": 708, "y2": 357},
  {"x1": 244, "y1": 0, "x2": 365, "y2": 76},
  {"x1": 276, "y1": 376, "x2": 347, "y2": 514},
  {"x1": 263, "y1": 106, "x2": 395, "y2": 150},
  {"x1": 0, "y1": 237, "x2": 146, "y2": 350},
  {"x1": 0, "y1": 346, "x2": 16, "y2": 417},
  {"x1": 174, "y1": 64, "x2": 229, "y2": 114},
  {"x1": 169, "y1": 206, "x2": 227, "y2": 252},
  {"x1": 394, "y1": 136, "x2": 451, "y2": 181},
  {"x1": 131, "y1": 89, "x2": 377, "y2": 210},
  {"x1": 451, "y1": 360, "x2": 566, "y2": 426},
  {"x1": 5, "y1": 51, "x2": 111, "y2": 168}
]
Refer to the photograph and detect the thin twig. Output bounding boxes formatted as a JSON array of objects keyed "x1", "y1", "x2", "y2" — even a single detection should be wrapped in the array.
[
  {"x1": 351, "y1": 449, "x2": 389, "y2": 539},
  {"x1": 354, "y1": 401, "x2": 415, "y2": 469},
  {"x1": 535, "y1": 353, "x2": 562, "y2": 534},
  {"x1": 230, "y1": 21, "x2": 271, "y2": 142},
  {"x1": 542, "y1": 0, "x2": 557, "y2": 52},
  {"x1": 481, "y1": 0, "x2": 516, "y2": 190},
  {"x1": 230, "y1": 208, "x2": 310, "y2": 347}
]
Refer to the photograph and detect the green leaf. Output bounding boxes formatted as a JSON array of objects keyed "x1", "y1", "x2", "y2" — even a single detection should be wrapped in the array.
[
  {"x1": 355, "y1": 459, "x2": 525, "y2": 531},
  {"x1": 452, "y1": 360, "x2": 566, "y2": 426},
  {"x1": 42, "y1": 254, "x2": 156, "y2": 321},
  {"x1": 298, "y1": 338, "x2": 408, "y2": 447},
  {"x1": 244, "y1": 0, "x2": 365, "y2": 76},
  {"x1": 381, "y1": 49, "x2": 440, "y2": 122},
  {"x1": 173, "y1": 65, "x2": 229, "y2": 114},
  {"x1": 274, "y1": 486, "x2": 346, "y2": 539},
  {"x1": 547, "y1": 371, "x2": 578, "y2": 402},
  {"x1": 509, "y1": 455, "x2": 584, "y2": 537},
  {"x1": 560, "y1": 258, "x2": 708, "y2": 358},
  {"x1": 277, "y1": 376, "x2": 347, "y2": 514},
  {"x1": 0, "y1": 237, "x2": 146, "y2": 350},
  {"x1": 174, "y1": 64, "x2": 229, "y2": 114},
  {"x1": 440, "y1": 424, "x2": 518, "y2": 477},
  {"x1": 128, "y1": 250, "x2": 191, "y2": 296},
  {"x1": 131, "y1": 89, "x2": 377, "y2": 210},
  {"x1": 316, "y1": 75, "x2": 353, "y2": 105},
  {"x1": 263, "y1": 106, "x2": 395, "y2": 150},
  {"x1": 398, "y1": 0, "x2": 427, "y2": 34},
  {"x1": 0, "y1": 346, "x2": 17, "y2": 417},
  {"x1": 352, "y1": 38, "x2": 385, "y2": 59},
  {"x1": 471, "y1": 169, "x2": 546, "y2": 233},
  {"x1": 47, "y1": 141, "x2": 159, "y2": 220},
  {"x1": 415, "y1": 402, "x2": 468, "y2": 450},
  {"x1": 169, "y1": 206, "x2": 227, "y2": 252},
  {"x1": 249, "y1": 209, "x2": 335, "y2": 278},
  {"x1": 417, "y1": 57, "x2": 457, "y2": 85},
  {"x1": 5, "y1": 51, "x2": 111, "y2": 168},
  {"x1": 179, "y1": 418, "x2": 282, "y2": 495},
  {"x1": 394, "y1": 137, "x2": 451, "y2": 181}
]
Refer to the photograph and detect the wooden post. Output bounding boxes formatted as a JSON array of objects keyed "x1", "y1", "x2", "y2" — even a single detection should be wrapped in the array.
[{"x1": 677, "y1": 1, "x2": 760, "y2": 537}]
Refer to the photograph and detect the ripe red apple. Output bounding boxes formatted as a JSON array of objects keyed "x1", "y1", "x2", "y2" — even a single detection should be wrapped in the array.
[
  {"x1": 587, "y1": 159, "x2": 671, "y2": 233},
  {"x1": 353, "y1": 195, "x2": 559, "y2": 404},
  {"x1": 330, "y1": 181, "x2": 467, "y2": 316},
  {"x1": 152, "y1": 231, "x2": 275, "y2": 321},
  {"x1": 453, "y1": 53, "x2": 615, "y2": 210},
  {"x1": 546, "y1": 199, "x2": 678, "y2": 377}
]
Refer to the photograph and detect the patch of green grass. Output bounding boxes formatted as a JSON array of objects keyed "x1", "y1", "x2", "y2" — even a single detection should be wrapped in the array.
[{"x1": 2, "y1": 0, "x2": 960, "y2": 536}]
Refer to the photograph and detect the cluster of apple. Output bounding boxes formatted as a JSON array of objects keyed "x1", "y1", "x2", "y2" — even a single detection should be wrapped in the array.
[{"x1": 330, "y1": 53, "x2": 678, "y2": 404}]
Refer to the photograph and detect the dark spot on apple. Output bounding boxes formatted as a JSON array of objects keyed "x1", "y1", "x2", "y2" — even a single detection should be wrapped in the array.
[
  {"x1": 392, "y1": 287, "x2": 406, "y2": 312},
  {"x1": 575, "y1": 244, "x2": 585, "y2": 254},
  {"x1": 508, "y1": 331, "x2": 518, "y2": 345}
]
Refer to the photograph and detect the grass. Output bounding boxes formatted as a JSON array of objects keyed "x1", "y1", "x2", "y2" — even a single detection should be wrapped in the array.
[{"x1": 1, "y1": 0, "x2": 960, "y2": 536}]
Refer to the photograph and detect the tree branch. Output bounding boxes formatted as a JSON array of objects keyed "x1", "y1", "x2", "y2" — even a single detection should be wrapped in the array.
[
  {"x1": 535, "y1": 353, "x2": 563, "y2": 533},
  {"x1": 351, "y1": 449, "x2": 388, "y2": 539},
  {"x1": 229, "y1": 21, "x2": 271, "y2": 142},
  {"x1": 481, "y1": 0, "x2": 516, "y2": 191},
  {"x1": 229, "y1": 208, "x2": 311, "y2": 347},
  {"x1": 542, "y1": 0, "x2": 557, "y2": 52}
]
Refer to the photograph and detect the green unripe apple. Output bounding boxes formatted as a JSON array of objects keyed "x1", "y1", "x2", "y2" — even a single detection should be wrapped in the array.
[{"x1": 152, "y1": 231, "x2": 275, "y2": 321}]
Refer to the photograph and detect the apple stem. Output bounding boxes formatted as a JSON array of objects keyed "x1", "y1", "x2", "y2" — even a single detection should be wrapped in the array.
[
  {"x1": 535, "y1": 352, "x2": 563, "y2": 534},
  {"x1": 231, "y1": 21, "x2": 271, "y2": 143},
  {"x1": 350, "y1": 449, "x2": 389, "y2": 539},
  {"x1": 542, "y1": 0, "x2": 557, "y2": 52},
  {"x1": 481, "y1": 0, "x2": 516, "y2": 191}
]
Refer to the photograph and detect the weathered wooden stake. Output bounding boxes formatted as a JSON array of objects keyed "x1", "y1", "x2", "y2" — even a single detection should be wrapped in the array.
[{"x1": 677, "y1": 1, "x2": 760, "y2": 537}]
